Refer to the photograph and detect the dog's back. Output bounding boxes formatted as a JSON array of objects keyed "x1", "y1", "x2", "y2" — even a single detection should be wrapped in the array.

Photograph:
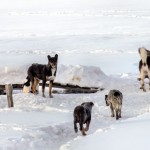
[
  {"x1": 74, "y1": 106, "x2": 85, "y2": 123},
  {"x1": 108, "y1": 90, "x2": 122, "y2": 105},
  {"x1": 28, "y1": 64, "x2": 46, "y2": 80},
  {"x1": 112, "y1": 91, "x2": 122, "y2": 113},
  {"x1": 106, "y1": 90, "x2": 123, "y2": 120}
]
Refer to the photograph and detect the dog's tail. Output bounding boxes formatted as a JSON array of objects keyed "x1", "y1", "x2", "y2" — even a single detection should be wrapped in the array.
[
  {"x1": 138, "y1": 47, "x2": 148, "y2": 66},
  {"x1": 24, "y1": 76, "x2": 30, "y2": 87},
  {"x1": 23, "y1": 76, "x2": 31, "y2": 93}
]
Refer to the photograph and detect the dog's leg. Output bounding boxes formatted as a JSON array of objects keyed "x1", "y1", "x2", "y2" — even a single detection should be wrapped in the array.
[
  {"x1": 32, "y1": 78, "x2": 37, "y2": 94},
  {"x1": 140, "y1": 73, "x2": 146, "y2": 92},
  {"x1": 85, "y1": 120, "x2": 90, "y2": 131},
  {"x1": 36, "y1": 83, "x2": 39, "y2": 94},
  {"x1": 110, "y1": 104, "x2": 114, "y2": 117},
  {"x1": 118, "y1": 107, "x2": 122, "y2": 118},
  {"x1": 147, "y1": 71, "x2": 150, "y2": 91},
  {"x1": 79, "y1": 122, "x2": 86, "y2": 136},
  {"x1": 79, "y1": 122, "x2": 83, "y2": 131},
  {"x1": 81, "y1": 128, "x2": 86, "y2": 136},
  {"x1": 74, "y1": 118, "x2": 78, "y2": 133},
  {"x1": 42, "y1": 79, "x2": 46, "y2": 97},
  {"x1": 139, "y1": 67, "x2": 146, "y2": 92},
  {"x1": 49, "y1": 80, "x2": 53, "y2": 98},
  {"x1": 35, "y1": 79, "x2": 40, "y2": 94},
  {"x1": 115, "y1": 109, "x2": 119, "y2": 120}
]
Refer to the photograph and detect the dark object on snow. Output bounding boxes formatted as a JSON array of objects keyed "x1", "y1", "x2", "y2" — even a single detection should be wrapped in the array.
[
  {"x1": 24, "y1": 54, "x2": 58, "y2": 98},
  {"x1": 73, "y1": 102, "x2": 94, "y2": 136}
]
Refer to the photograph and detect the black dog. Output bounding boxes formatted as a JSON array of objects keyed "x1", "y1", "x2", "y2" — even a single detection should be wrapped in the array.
[
  {"x1": 73, "y1": 102, "x2": 94, "y2": 136},
  {"x1": 24, "y1": 54, "x2": 58, "y2": 98}
]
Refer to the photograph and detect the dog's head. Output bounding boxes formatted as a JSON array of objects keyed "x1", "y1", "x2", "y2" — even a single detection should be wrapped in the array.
[
  {"x1": 47, "y1": 54, "x2": 58, "y2": 68},
  {"x1": 105, "y1": 95, "x2": 109, "y2": 106},
  {"x1": 81, "y1": 102, "x2": 94, "y2": 110}
]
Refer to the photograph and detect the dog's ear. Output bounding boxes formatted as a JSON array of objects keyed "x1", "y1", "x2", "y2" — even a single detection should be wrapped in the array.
[
  {"x1": 81, "y1": 102, "x2": 85, "y2": 106},
  {"x1": 47, "y1": 55, "x2": 51, "y2": 61},
  {"x1": 90, "y1": 102, "x2": 94, "y2": 106},
  {"x1": 55, "y1": 54, "x2": 58, "y2": 61}
]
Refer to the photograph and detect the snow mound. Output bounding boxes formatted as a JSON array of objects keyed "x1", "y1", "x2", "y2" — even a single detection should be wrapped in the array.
[{"x1": 56, "y1": 65, "x2": 107, "y2": 87}]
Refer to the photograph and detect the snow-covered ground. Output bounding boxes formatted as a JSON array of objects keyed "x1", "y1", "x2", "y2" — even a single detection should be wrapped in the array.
[
  {"x1": 1, "y1": 0, "x2": 150, "y2": 75},
  {"x1": 1, "y1": 0, "x2": 150, "y2": 149}
]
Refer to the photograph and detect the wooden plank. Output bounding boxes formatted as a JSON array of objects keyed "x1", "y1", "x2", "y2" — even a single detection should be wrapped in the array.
[
  {"x1": 5, "y1": 84, "x2": 14, "y2": 107},
  {"x1": 0, "y1": 82, "x2": 103, "y2": 95}
]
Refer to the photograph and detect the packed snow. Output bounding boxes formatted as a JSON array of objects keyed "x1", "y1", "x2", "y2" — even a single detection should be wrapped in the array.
[{"x1": 0, "y1": 0, "x2": 150, "y2": 150}]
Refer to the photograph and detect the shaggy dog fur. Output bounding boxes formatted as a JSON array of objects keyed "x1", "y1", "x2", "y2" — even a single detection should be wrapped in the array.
[{"x1": 105, "y1": 89, "x2": 123, "y2": 120}]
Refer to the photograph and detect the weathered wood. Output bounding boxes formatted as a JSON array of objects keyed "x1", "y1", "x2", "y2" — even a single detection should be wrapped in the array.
[
  {"x1": 5, "y1": 84, "x2": 14, "y2": 107},
  {"x1": 0, "y1": 82, "x2": 103, "y2": 95}
]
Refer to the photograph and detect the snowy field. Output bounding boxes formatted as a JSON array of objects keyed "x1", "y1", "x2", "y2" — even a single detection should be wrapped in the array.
[{"x1": 1, "y1": 0, "x2": 150, "y2": 149}]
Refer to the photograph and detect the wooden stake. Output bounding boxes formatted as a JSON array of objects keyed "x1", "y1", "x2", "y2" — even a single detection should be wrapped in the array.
[{"x1": 5, "y1": 84, "x2": 14, "y2": 107}]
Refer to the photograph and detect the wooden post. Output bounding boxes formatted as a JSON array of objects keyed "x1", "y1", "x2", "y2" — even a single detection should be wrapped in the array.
[{"x1": 5, "y1": 84, "x2": 14, "y2": 107}]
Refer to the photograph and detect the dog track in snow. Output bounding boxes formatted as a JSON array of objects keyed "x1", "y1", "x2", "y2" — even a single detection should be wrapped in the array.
[
  {"x1": 1, "y1": 90, "x2": 150, "y2": 149},
  {"x1": 58, "y1": 92, "x2": 150, "y2": 150}
]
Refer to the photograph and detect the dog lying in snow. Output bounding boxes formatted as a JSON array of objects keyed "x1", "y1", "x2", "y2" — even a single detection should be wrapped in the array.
[
  {"x1": 105, "y1": 89, "x2": 123, "y2": 120},
  {"x1": 138, "y1": 47, "x2": 150, "y2": 92},
  {"x1": 73, "y1": 102, "x2": 94, "y2": 136}
]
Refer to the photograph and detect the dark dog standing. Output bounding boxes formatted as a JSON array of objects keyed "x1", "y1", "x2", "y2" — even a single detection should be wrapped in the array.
[
  {"x1": 73, "y1": 102, "x2": 94, "y2": 136},
  {"x1": 24, "y1": 54, "x2": 58, "y2": 98}
]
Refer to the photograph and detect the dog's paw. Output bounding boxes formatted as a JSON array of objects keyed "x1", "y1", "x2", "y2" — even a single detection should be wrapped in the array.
[
  {"x1": 137, "y1": 78, "x2": 141, "y2": 81},
  {"x1": 81, "y1": 128, "x2": 87, "y2": 136},
  {"x1": 42, "y1": 94, "x2": 46, "y2": 98},
  {"x1": 84, "y1": 127, "x2": 89, "y2": 131},
  {"x1": 116, "y1": 116, "x2": 119, "y2": 120},
  {"x1": 74, "y1": 128, "x2": 78, "y2": 133},
  {"x1": 36, "y1": 90, "x2": 39, "y2": 94},
  {"x1": 49, "y1": 95, "x2": 53, "y2": 98},
  {"x1": 82, "y1": 131, "x2": 87, "y2": 136}
]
